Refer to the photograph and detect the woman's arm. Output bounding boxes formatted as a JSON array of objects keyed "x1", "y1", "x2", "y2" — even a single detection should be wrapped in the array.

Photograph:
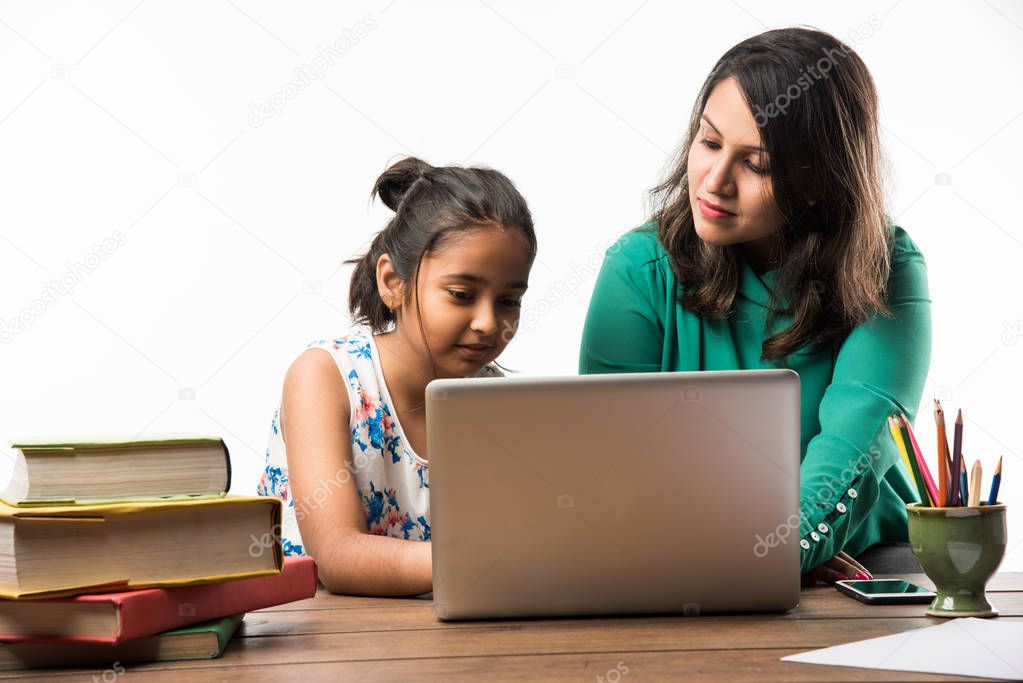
[
  {"x1": 280, "y1": 348, "x2": 432, "y2": 596},
  {"x1": 798, "y1": 234, "x2": 932, "y2": 574}
]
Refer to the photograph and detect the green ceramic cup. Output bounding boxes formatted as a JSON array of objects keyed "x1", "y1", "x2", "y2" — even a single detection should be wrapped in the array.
[{"x1": 906, "y1": 502, "x2": 1007, "y2": 617}]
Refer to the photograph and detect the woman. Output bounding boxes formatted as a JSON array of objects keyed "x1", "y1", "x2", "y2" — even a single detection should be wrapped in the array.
[{"x1": 579, "y1": 27, "x2": 931, "y2": 586}]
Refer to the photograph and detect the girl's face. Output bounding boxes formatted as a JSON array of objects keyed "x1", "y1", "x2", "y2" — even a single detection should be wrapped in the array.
[
  {"x1": 391, "y1": 224, "x2": 533, "y2": 378},
  {"x1": 687, "y1": 77, "x2": 785, "y2": 261}
]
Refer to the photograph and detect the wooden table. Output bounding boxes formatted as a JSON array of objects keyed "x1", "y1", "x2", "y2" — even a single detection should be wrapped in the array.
[{"x1": 3, "y1": 573, "x2": 1020, "y2": 682}]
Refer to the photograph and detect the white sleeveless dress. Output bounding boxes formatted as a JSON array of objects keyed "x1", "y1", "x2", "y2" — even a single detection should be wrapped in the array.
[{"x1": 257, "y1": 330, "x2": 501, "y2": 555}]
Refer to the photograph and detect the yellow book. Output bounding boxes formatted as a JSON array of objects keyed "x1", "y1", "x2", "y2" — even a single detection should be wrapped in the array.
[{"x1": 0, "y1": 496, "x2": 281, "y2": 599}]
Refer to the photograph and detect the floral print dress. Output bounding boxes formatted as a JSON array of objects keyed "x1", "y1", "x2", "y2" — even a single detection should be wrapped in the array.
[{"x1": 257, "y1": 331, "x2": 501, "y2": 555}]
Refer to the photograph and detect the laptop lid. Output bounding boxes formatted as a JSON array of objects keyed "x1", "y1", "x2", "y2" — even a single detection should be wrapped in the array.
[{"x1": 427, "y1": 369, "x2": 801, "y2": 620}]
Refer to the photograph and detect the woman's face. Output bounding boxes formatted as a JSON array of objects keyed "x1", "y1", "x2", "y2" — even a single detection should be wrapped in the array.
[{"x1": 687, "y1": 77, "x2": 785, "y2": 262}]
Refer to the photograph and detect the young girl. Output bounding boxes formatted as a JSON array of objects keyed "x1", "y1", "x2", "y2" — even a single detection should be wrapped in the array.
[
  {"x1": 258, "y1": 157, "x2": 536, "y2": 596},
  {"x1": 580, "y1": 28, "x2": 930, "y2": 585}
]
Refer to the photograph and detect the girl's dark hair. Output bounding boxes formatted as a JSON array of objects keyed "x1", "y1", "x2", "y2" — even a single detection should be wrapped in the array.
[
  {"x1": 651, "y1": 26, "x2": 892, "y2": 363},
  {"x1": 347, "y1": 157, "x2": 536, "y2": 332}
]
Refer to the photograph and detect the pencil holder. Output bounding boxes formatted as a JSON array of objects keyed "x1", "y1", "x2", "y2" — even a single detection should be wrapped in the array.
[{"x1": 906, "y1": 503, "x2": 1007, "y2": 618}]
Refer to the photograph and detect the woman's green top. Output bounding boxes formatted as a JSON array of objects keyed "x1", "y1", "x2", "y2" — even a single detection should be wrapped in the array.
[{"x1": 579, "y1": 222, "x2": 932, "y2": 574}]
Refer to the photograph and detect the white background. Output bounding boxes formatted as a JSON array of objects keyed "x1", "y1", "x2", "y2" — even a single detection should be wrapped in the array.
[{"x1": 1, "y1": 1, "x2": 1021, "y2": 570}]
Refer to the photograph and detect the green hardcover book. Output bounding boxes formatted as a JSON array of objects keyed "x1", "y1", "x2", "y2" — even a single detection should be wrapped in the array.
[
  {"x1": 0, "y1": 614, "x2": 244, "y2": 670},
  {"x1": 2, "y1": 434, "x2": 231, "y2": 505}
]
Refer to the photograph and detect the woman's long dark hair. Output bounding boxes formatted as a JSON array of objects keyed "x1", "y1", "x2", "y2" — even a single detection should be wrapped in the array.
[{"x1": 651, "y1": 26, "x2": 893, "y2": 363}]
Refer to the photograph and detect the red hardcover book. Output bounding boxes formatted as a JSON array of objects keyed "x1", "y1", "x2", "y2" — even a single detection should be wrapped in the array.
[{"x1": 0, "y1": 556, "x2": 316, "y2": 645}]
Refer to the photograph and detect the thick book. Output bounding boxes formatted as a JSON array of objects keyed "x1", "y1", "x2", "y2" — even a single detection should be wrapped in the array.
[
  {"x1": 0, "y1": 614, "x2": 243, "y2": 670},
  {"x1": 2, "y1": 434, "x2": 231, "y2": 505},
  {"x1": 0, "y1": 556, "x2": 316, "y2": 643},
  {"x1": 0, "y1": 496, "x2": 282, "y2": 599}
]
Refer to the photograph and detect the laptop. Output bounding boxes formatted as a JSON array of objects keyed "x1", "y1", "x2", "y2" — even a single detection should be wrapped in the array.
[{"x1": 425, "y1": 369, "x2": 801, "y2": 620}]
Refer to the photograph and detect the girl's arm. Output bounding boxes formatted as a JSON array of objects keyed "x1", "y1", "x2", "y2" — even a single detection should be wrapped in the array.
[{"x1": 280, "y1": 348, "x2": 432, "y2": 597}]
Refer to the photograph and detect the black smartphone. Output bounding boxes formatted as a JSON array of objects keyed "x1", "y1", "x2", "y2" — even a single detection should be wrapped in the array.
[{"x1": 835, "y1": 579, "x2": 936, "y2": 605}]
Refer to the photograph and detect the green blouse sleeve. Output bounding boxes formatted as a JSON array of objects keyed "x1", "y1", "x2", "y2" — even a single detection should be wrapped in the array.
[
  {"x1": 579, "y1": 231, "x2": 665, "y2": 374},
  {"x1": 797, "y1": 232, "x2": 932, "y2": 573}
]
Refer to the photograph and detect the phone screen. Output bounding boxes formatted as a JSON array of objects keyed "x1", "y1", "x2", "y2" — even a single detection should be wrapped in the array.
[{"x1": 844, "y1": 579, "x2": 931, "y2": 594}]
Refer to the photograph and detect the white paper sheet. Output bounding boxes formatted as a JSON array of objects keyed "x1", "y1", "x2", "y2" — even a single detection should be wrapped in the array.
[{"x1": 781, "y1": 617, "x2": 1023, "y2": 681}]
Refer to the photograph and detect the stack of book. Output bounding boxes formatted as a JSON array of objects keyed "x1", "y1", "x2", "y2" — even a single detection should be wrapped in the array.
[{"x1": 0, "y1": 435, "x2": 317, "y2": 669}]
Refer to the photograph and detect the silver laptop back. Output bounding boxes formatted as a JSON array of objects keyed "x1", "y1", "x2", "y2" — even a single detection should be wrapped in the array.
[{"x1": 427, "y1": 369, "x2": 801, "y2": 620}]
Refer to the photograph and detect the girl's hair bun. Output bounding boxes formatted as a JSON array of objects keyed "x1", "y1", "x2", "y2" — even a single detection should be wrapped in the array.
[{"x1": 372, "y1": 157, "x2": 433, "y2": 212}]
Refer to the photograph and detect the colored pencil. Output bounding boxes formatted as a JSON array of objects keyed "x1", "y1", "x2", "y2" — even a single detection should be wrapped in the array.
[
  {"x1": 968, "y1": 459, "x2": 983, "y2": 507},
  {"x1": 890, "y1": 416, "x2": 930, "y2": 506},
  {"x1": 987, "y1": 455, "x2": 1002, "y2": 505},
  {"x1": 934, "y1": 400, "x2": 953, "y2": 506},
  {"x1": 960, "y1": 464, "x2": 968, "y2": 506},
  {"x1": 888, "y1": 416, "x2": 916, "y2": 482},
  {"x1": 900, "y1": 413, "x2": 939, "y2": 508},
  {"x1": 950, "y1": 409, "x2": 964, "y2": 506}
]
